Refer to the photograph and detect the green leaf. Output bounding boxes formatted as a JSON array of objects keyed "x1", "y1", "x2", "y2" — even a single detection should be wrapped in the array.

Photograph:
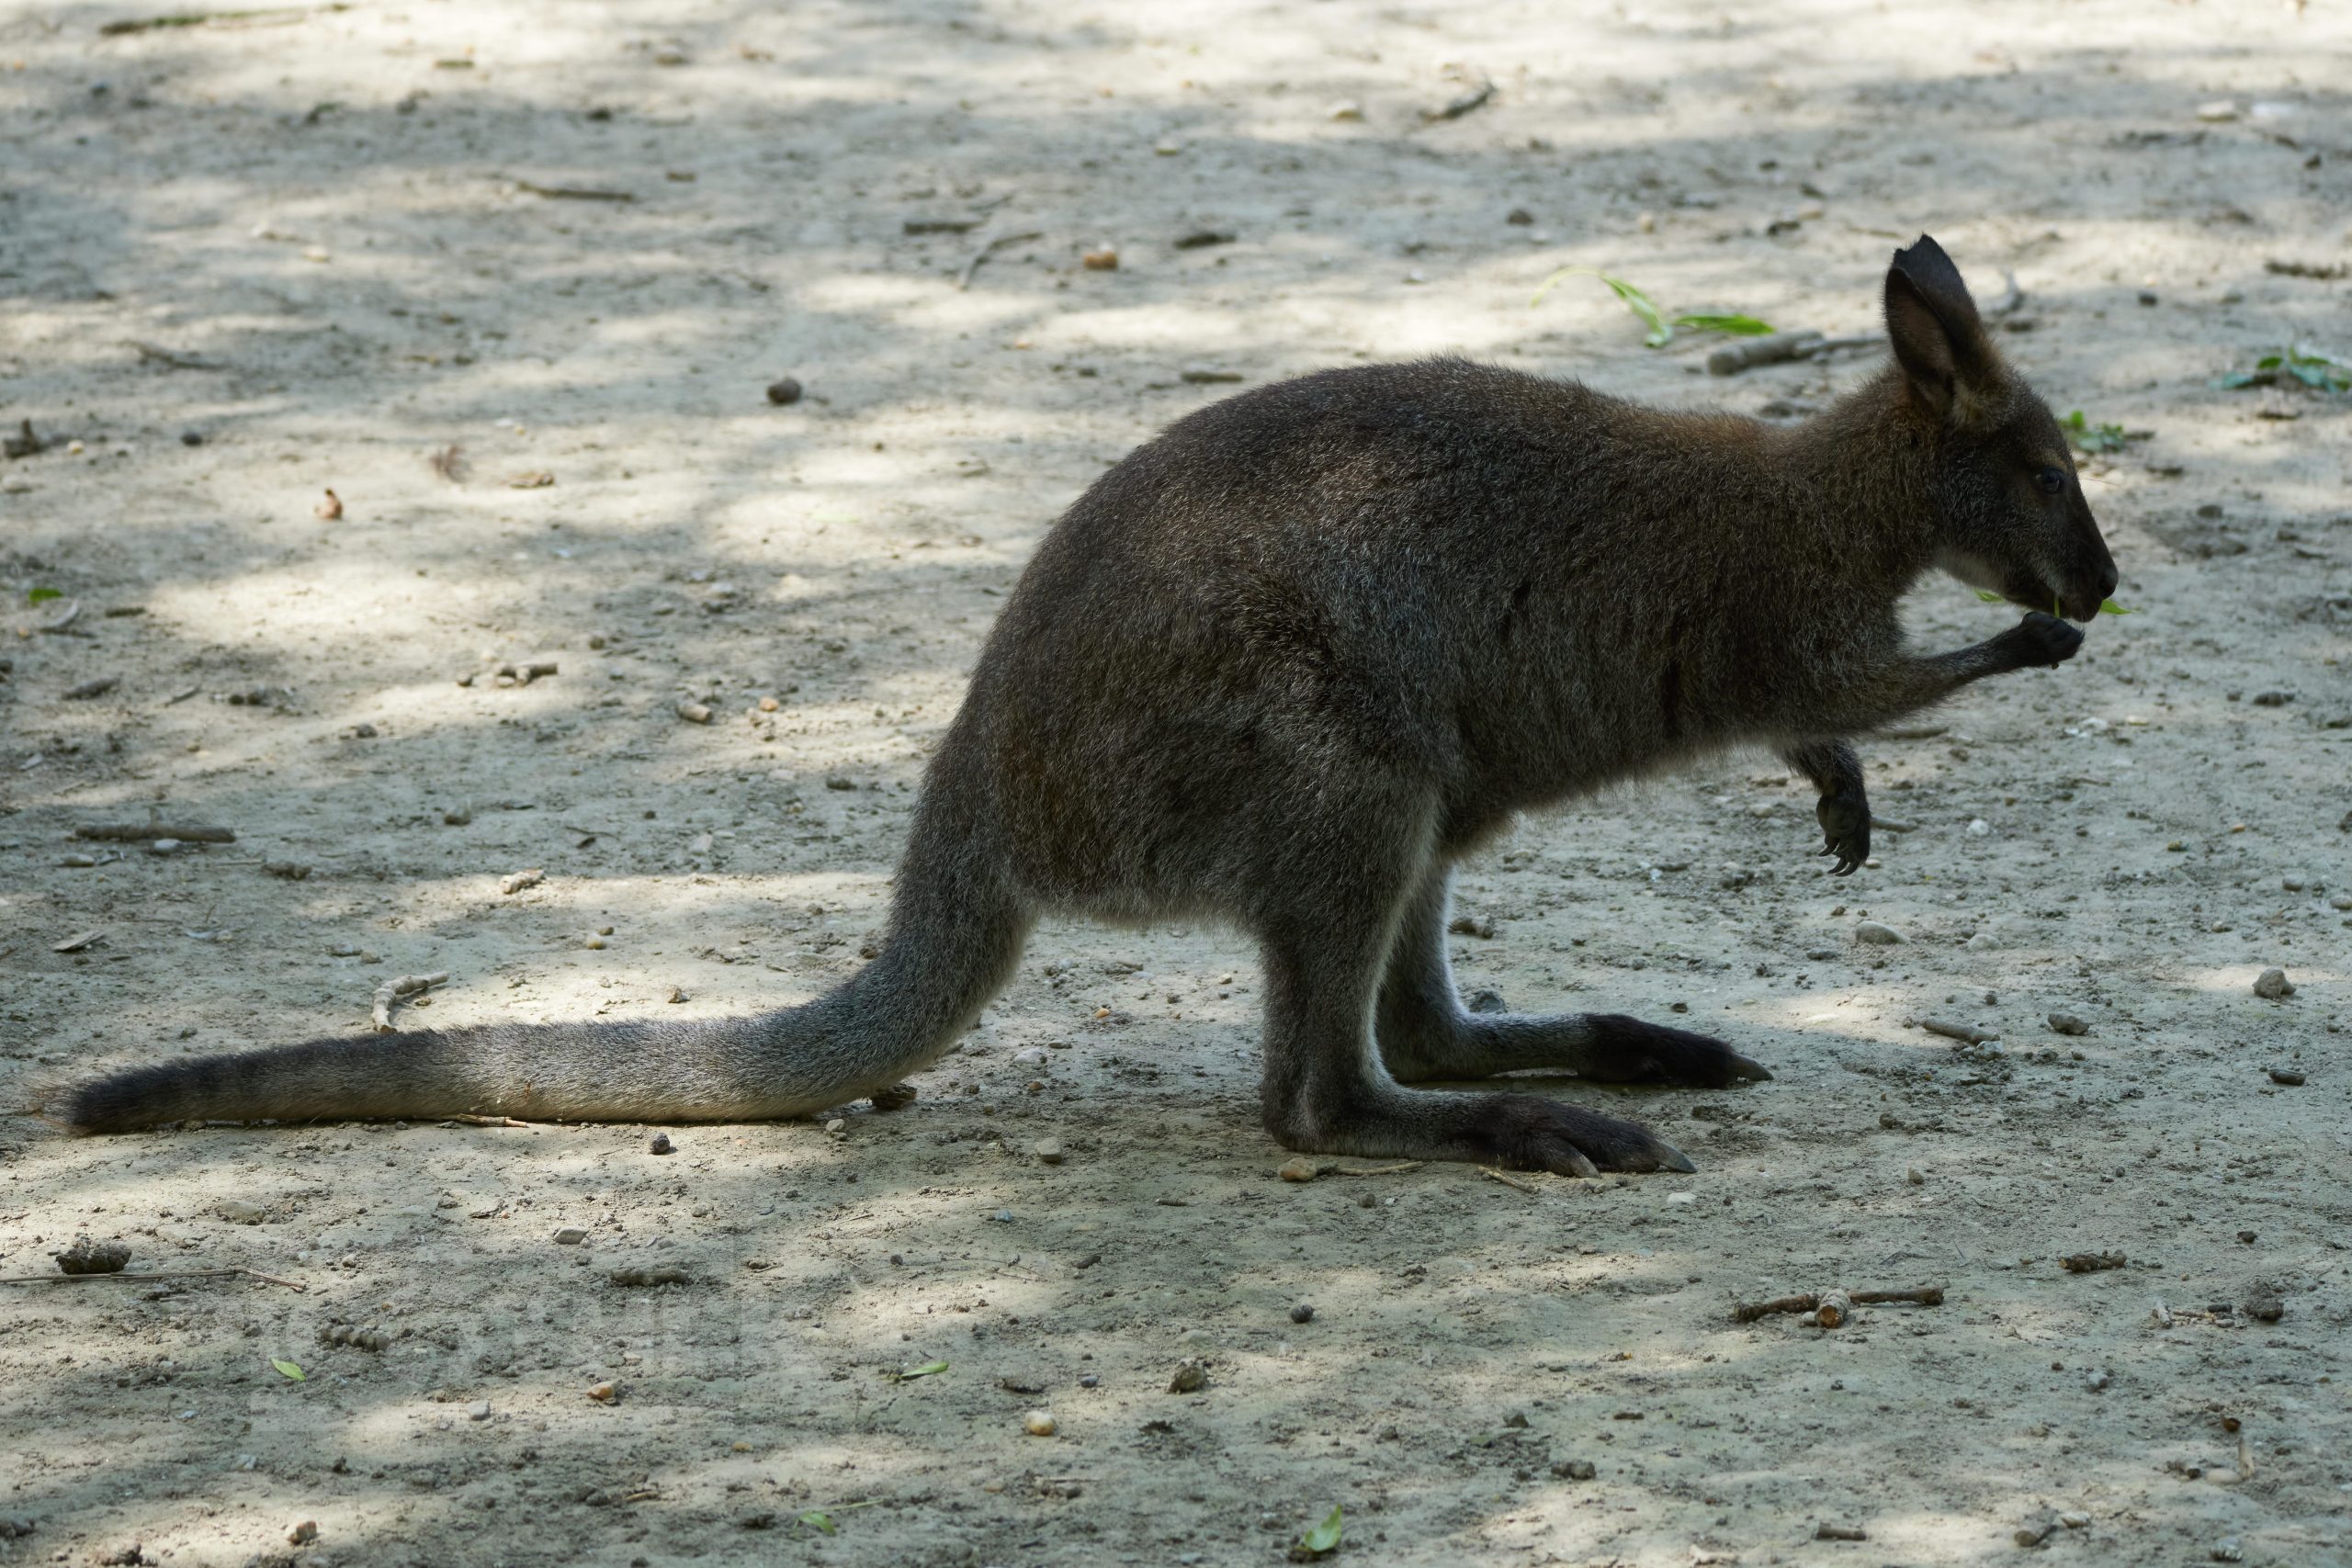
[
  {"x1": 2213, "y1": 371, "x2": 2261, "y2": 389},
  {"x1": 1532, "y1": 268, "x2": 1671, "y2": 345},
  {"x1": 2256, "y1": 355, "x2": 2285, "y2": 369},
  {"x1": 271, "y1": 1359, "x2": 306, "y2": 1382},
  {"x1": 892, "y1": 1359, "x2": 949, "y2": 1382},
  {"x1": 1670, "y1": 311, "x2": 1773, "y2": 337},
  {"x1": 2098, "y1": 598, "x2": 2138, "y2": 615},
  {"x1": 1974, "y1": 589, "x2": 2006, "y2": 603},
  {"x1": 2289, "y1": 361, "x2": 2330, "y2": 389},
  {"x1": 797, "y1": 1510, "x2": 836, "y2": 1536},
  {"x1": 27, "y1": 586, "x2": 62, "y2": 605},
  {"x1": 1299, "y1": 1505, "x2": 1343, "y2": 1554}
]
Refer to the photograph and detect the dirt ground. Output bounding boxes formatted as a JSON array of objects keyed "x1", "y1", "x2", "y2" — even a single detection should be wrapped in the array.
[{"x1": 3, "y1": 0, "x2": 2349, "y2": 1563}]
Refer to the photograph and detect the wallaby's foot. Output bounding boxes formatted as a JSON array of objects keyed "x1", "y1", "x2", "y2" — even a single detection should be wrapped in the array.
[
  {"x1": 1270, "y1": 1086, "x2": 1693, "y2": 1177},
  {"x1": 1815, "y1": 787, "x2": 1871, "y2": 875},
  {"x1": 1464, "y1": 1092, "x2": 1698, "y2": 1175},
  {"x1": 1568, "y1": 1014, "x2": 1773, "y2": 1086},
  {"x1": 1382, "y1": 1006, "x2": 1770, "y2": 1088}
]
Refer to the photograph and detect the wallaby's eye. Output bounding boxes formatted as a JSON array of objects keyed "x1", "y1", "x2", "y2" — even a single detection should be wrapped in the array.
[{"x1": 2033, "y1": 467, "x2": 2065, "y2": 497}]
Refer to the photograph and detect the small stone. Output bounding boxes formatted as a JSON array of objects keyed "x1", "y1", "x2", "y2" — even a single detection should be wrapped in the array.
[
  {"x1": 2195, "y1": 100, "x2": 2240, "y2": 122},
  {"x1": 1327, "y1": 99, "x2": 1363, "y2": 121},
  {"x1": 2252, "y1": 967, "x2": 2294, "y2": 1000},
  {"x1": 649, "y1": 1133, "x2": 673, "y2": 1155},
  {"x1": 2059, "y1": 1511, "x2": 2091, "y2": 1529},
  {"x1": 1854, "y1": 920, "x2": 1905, "y2": 945},
  {"x1": 1034, "y1": 1138, "x2": 1065, "y2": 1165},
  {"x1": 215, "y1": 1199, "x2": 266, "y2": 1224},
  {"x1": 666, "y1": 986, "x2": 685, "y2": 1003},
  {"x1": 2084, "y1": 1368, "x2": 2110, "y2": 1392},
  {"x1": 1815, "y1": 1522, "x2": 1869, "y2": 1541},
  {"x1": 1168, "y1": 1359, "x2": 1207, "y2": 1393},
  {"x1": 180, "y1": 429, "x2": 205, "y2": 446},
  {"x1": 52, "y1": 1236, "x2": 132, "y2": 1275},
  {"x1": 1505, "y1": 207, "x2": 1533, "y2": 225},
  {"x1": 584, "y1": 935, "x2": 606, "y2": 950},
  {"x1": 675, "y1": 699, "x2": 713, "y2": 724},
  {"x1": 1289, "y1": 1303, "x2": 1315, "y2": 1324},
  {"x1": 2280, "y1": 871, "x2": 2311, "y2": 891},
  {"x1": 2267, "y1": 1066, "x2": 2304, "y2": 1086},
  {"x1": 1023, "y1": 1410, "x2": 1057, "y2": 1437},
  {"x1": 287, "y1": 1520, "x2": 319, "y2": 1545},
  {"x1": 586, "y1": 1381, "x2": 617, "y2": 1403},
  {"x1": 1550, "y1": 1459, "x2": 1596, "y2": 1481},
  {"x1": 1277, "y1": 1157, "x2": 1320, "y2": 1182},
  {"x1": 2211, "y1": 1540, "x2": 2244, "y2": 1563},
  {"x1": 764, "y1": 377, "x2": 803, "y2": 406},
  {"x1": 1966, "y1": 818, "x2": 1991, "y2": 837},
  {"x1": 1906, "y1": 1168, "x2": 1925, "y2": 1185},
  {"x1": 1080, "y1": 247, "x2": 1119, "y2": 270},
  {"x1": 2047, "y1": 1012, "x2": 2088, "y2": 1036},
  {"x1": 2245, "y1": 1293, "x2": 2283, "y2": 1322},
  {"x1": 553, "y1": 1226, "x2": 588, "y2": 1246},
  {"x1": 468, "y1": 1400, "x2": 492, "y2": 1421}
]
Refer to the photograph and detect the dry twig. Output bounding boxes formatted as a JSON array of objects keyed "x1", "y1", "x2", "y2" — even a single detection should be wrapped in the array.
[
  {"x1": 371, "y1": 971, "x2": 449, "y2": 1032},
  {"x1": 1, "y1": 1266, "x2": 304, "y2": 1291}
]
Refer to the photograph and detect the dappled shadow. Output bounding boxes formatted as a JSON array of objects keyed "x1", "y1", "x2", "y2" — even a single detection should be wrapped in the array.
[{"x1": 4, "y1": 0, "x2": 2349, "y2": 1562}]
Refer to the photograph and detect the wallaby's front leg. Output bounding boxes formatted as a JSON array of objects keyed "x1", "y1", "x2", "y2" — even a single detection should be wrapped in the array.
[
  {"x1": 1373, "y1": 864, "x2": 1770, "y2": 1089},
  {"x1": 1780, "y1": 739, "x2": 1870, "y2": 876},
  {"x1": 1258, "y1": 860, "x2": 1701, "y2": 1177},
  {"x1": 1817, "y1": 612, "x2": 2084, "y2": 734}
]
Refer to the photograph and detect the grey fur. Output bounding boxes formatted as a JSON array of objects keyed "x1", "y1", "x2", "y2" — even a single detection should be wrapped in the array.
[{"x1": 56, "y1": 235, "x2": 2114, "y2": 1176}]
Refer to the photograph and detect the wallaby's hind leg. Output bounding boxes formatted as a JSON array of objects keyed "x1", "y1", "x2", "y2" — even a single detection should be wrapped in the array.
[
  {"x1": 1374, "y1": 863, "x2": 1772, "y2": 1089},
  {"x1": 1256, "y1": 842, "x2": 1698, "y2": 1176}
]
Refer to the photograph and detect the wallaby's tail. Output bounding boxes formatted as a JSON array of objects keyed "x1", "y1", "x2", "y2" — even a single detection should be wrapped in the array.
[{"x1": 54, "y1": 824, "x2": 1033, "y2": 1134}]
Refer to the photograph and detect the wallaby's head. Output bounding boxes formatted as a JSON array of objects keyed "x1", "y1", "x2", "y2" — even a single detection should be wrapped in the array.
[{"x1": 1883, "y1": 235, "x2": 2120, "y2": 623}]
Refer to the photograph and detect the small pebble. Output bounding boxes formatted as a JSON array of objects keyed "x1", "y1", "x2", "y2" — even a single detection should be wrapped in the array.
[
  {"x1": 584, "y1": 935, "x2": 606, "y2": 950},
  {"x1": 1277, "y1": 1156, "x2": 1320, "y2": 1182},
  {"x1": 764, "y1": 377, "x2": 803, "y2": 406},
  {"x1": 1551, "y1": 1459, "x2": 1597, "y2": 1481},
  {"x1": 1853, "y1": 920, "x2": 1905, "y2": 945},
  {"x1": 1966, "y1": 818, "x2": 1990, "y2": 837},
  {"x1": 2047, "y1": 1012, "x2": 2088, "y2": 1036},
  {"x1": 2252, "y1": 967, "x2": 2294, "y2": 1000},
  {"x1": 1033, "y1": 1138, "x2": 1065, "y2": 1165},
  {"x1": 586, "y1": 1382, "x2": 616, "y2": 1403},
  {"x1": 1168, "y1": 1360, "x2": 1207, "y2": 1394},
  {"x1": 1080, "y1": 247, "x2": 1119, "y2": 270},
  {"x1": 666, "y1": 986, "x2": 686, "y2": 1004},
  {"x1": 2084, "y1": 1368, "x2": 2110, "y2": 1392},
  {"x1": 2267, "y1": 1066, "x2": 2304, "y2": 1086},
  {"x1": 180, "y1": 430, "x2": 205, "y2": 446},
  {"x1": 1022, "y1": 1410, "x2": 1057, "y2": 1438},
  {"x1": 553, "y1": 1226, "x2": 588, "y2": 1246},
  {"x1": 468, "y1": 1400, "x2": 492, "y2": 1421},
  {"x1": 1289, "y1": 1303, "x2": 1315, "y2": 1324},
  {"x1": 2060, "y1": 1511, "x2": 2091, "y2": 1529},
  {"x1": 649, "y1": 1133, "x2": 673, "y2": 1155},
  {"x1": 2245, "y1": 1293, "x2": 2283, "y2": 1323},
  {"x1": 287, "y1": 1521, "x2": 318, "y2": 1546}
]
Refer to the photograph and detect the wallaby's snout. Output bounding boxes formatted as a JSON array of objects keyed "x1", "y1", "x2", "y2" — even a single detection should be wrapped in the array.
[{"x1": 1886, "y1": 234, "x2": 2122, "y2": 623}]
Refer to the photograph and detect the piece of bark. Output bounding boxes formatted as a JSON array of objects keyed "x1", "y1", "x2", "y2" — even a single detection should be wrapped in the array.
[
  {"x1": 2061, "y1": 1250, "x2": 2126, "y2": 1273},
  {"x1": 1813, "y1": 1289, "x2": 1853, "y2": 1328},
  {"x1": 498, "y1": 868, "x2": 544, "y2": 895}
]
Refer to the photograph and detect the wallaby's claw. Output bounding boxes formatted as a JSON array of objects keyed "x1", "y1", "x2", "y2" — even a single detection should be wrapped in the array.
[
  {"x1": 1815, "y1": 789, "x2": 1871, "y2": 875},
  {"x1": 1579, "y1": 1014, "x2": 1771, "y2": 1088}
]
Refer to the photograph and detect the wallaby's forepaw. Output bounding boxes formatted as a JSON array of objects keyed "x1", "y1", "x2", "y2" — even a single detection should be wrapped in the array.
[
  {"x1": 1815, "y1": 788, "x2": 1870, "y2": 876},
  {"x1": 1471, "y1": 1093, "x2": 1695, "y2": 1177},
  {"x1": 2005, "y1": 610, "x2": 2085, "y2": 670},
  {"x1": 1577, "y1": 1015, "x2": 1772, "y2": 1088}
]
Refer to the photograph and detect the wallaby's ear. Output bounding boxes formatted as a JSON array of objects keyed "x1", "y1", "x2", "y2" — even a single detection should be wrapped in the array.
[{"x1": 1884, "y1": 235, "x2": 1996, "y2": 424}]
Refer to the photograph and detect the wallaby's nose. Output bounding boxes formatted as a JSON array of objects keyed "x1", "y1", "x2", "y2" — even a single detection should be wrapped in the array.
[{"x1": 2098, "y1": 561, "x2": 2120, "y2": 601}]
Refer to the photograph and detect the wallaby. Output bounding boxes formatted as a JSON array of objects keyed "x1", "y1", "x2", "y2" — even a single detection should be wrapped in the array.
[{"x1": 57, "y1": 236, "x2": 2114, "y2": 1175}]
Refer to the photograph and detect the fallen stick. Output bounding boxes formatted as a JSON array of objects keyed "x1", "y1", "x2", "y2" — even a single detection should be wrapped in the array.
[
  {"x1": 1478, "y1": 1167, "x2": 1541, "y2": 1194},
  {"x1": 99, "y1": 5, "x2": 346, "y2": 36},
  {"x1": 122, "y1": 339, "x2": 226, "y2": 369},
  {"x1": 443, "y1": 1113, "x2": 532, "y2": 1127},
  {"x1": 956, "y1": 231, "x2": 1044, "y2": 291},
  {"x1": 0, "y1": 1266, "x2": 304, "y2": 1291},
  {"x1": 371, "y1": 972, "x2": 449, "y2": 1032},
  {"x1": 1923, "y1": 1018, "x2": 1996, "y2": 1045},
  {"x1": 74, "y1": 822, "x2": 236, "y2": 843},
  {"x1": 1732, "y1": 1284, "x2": 1944, "y2": 1323},
  {"x1": 515, "y1": 179, "x2": 634, "y2": 202}
]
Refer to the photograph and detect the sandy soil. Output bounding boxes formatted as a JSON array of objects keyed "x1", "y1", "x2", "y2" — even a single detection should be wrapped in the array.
[{"x1": 4, "y1": 0, "x2": 2350, "y2": 1563}]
